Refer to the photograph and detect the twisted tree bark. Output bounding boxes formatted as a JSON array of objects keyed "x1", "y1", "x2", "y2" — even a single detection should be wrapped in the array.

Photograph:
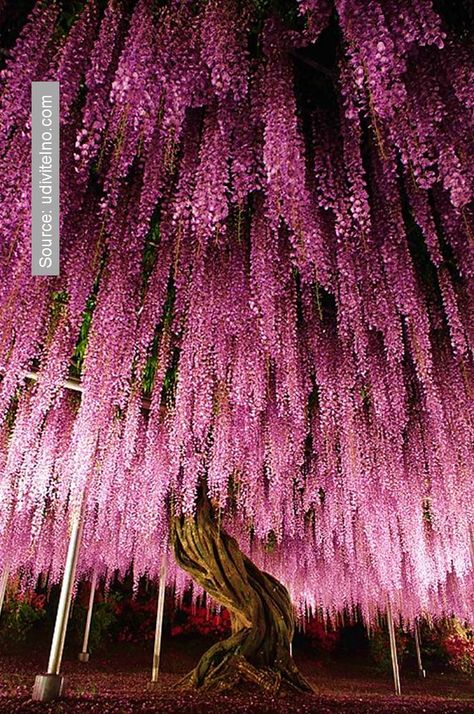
[{"x1": 172, "y1": 493, "x2": 313, "y2": 694}]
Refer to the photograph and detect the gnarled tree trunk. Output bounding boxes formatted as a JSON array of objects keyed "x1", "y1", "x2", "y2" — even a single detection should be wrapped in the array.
[{"x1": 172, "y1": 493, "x2": 313, "y2": 695}]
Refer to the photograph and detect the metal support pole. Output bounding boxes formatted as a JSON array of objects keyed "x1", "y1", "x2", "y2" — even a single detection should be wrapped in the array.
[
  {"x1": 414, "y1": 619, "x2": 426, "y2": 678},
  {"x1": 149, "y1": 560, "x2": 167, "y2": 686},
  {"x1": 0, "y1": 569, "x2": 9, "y2": 616},
  {"x1": 47, "y1": 511, "x2": 84, "y2": 674},
  {"x1": 78, "y1": 571, "x2": 98, "y2": 662},
  {"x1": 32, "y1": 509, "x2": 84, "y2": 702},
  {"x1": 387, "y1": 601, "x2": 401, "y2": 695}
]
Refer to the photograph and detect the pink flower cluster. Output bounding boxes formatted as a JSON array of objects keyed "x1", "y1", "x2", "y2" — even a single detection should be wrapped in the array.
[{"x1": 0, "y1": 0, "x2": 472, "y2": 624}]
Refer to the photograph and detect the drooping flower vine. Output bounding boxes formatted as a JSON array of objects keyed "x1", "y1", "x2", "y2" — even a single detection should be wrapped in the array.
[{"x1": 0, "y1": 0, "x2": 472, "y2": 625}]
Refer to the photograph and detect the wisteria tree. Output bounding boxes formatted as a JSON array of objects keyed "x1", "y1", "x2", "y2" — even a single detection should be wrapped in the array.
[{"x1": 0, "y1": 0, "x2": 473, "y2": 695}]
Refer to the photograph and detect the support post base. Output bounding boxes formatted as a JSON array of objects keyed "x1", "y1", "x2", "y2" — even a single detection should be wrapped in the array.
[
  {"x1": 147, "y1": 680, "x2": 161, "y2": 690},
  {"x1": 32, "y1": 673, "x2": 64, "y2": 702},
  {"x1": 418, "y1": 669, "x2": 426, "y2": 678},
  {"x1": 78, "y1": 652, "x2": 90, "y2": 663}
]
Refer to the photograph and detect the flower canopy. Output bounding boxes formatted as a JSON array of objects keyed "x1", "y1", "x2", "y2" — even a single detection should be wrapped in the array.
[{"x1": 0, "y1": 0, "x2": 473, "y2": 623}]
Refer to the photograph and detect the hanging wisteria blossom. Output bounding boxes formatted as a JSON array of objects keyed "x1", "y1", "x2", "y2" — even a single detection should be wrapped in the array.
[{"x1": 0, "y1": 0, "x2": 473, "y2": 695}]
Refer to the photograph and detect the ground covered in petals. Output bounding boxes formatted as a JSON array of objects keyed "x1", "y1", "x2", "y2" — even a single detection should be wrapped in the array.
[{"x1": 0, "y1": 639, "x2": 472, "y2": 713}]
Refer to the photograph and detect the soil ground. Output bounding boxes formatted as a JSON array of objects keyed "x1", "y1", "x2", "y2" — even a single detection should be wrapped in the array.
[{"x1": 0, "y1": 637, "x2": 472, "y2": 713}]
